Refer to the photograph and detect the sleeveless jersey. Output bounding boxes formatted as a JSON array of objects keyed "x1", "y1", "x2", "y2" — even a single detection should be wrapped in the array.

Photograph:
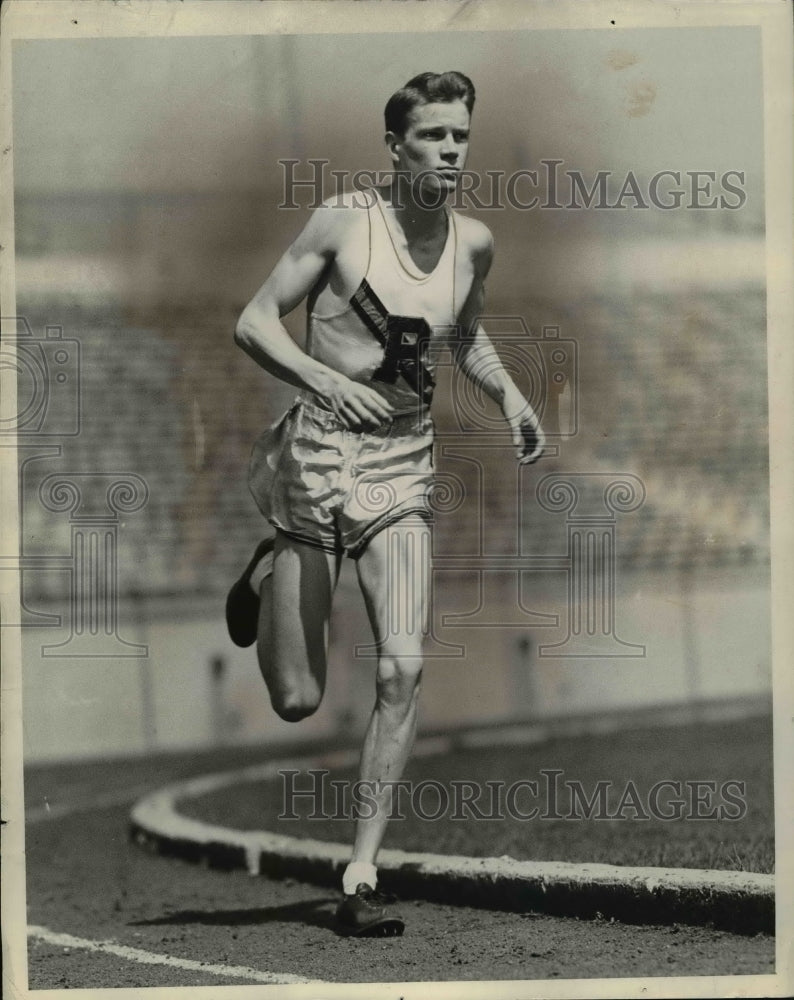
[{"x1": 306, "y1": 188, "x2": 458, "y2": 415}]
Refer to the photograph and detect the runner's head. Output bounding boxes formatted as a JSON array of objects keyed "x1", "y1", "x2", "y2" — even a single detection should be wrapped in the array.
[
  {"x1": 384, "y1": 72, "x2": 475, "y2": 205},
  {"x1": 385, "y1": 72, "x2": 475, "y2": 137}
]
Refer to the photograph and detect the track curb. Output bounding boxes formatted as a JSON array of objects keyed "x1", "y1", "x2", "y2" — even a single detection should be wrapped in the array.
[{"x1": 128, "y1": 744, "x2": 774, "y2": 935}]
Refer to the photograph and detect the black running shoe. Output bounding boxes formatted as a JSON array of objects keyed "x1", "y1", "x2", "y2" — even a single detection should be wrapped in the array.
[
  {"x1": 225, "y1": 537, "x2": 274, "y2": 647},
  {"x1": 336, "y1": 883, "x2": 405, "y2": 937}
]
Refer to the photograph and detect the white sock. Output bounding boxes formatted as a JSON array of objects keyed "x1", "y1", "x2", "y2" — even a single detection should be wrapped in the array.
[
  {"x1": 248, "y1": 549, "x2": 274, "y2": 595},
  {"x1": 342, "y1": 861, "x2": 377, "y2": 895}
]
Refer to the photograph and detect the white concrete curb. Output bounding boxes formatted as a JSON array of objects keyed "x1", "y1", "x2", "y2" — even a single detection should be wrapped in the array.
[{"x1": 129, "y1": 744, "x2": 774, "y2": 934}]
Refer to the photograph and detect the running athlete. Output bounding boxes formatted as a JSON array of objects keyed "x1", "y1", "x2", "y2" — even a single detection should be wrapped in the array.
[{"x1": 226, "y1": 71, "x2": 545, "y2": 936}]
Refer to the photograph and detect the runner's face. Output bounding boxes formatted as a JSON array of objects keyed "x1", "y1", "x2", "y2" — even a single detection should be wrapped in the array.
[{"x1": 390, "y1": 100, "x2": 471, "y2": 201}]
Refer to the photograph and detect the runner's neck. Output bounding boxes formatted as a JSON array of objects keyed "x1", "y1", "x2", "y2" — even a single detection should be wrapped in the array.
[{"x1": 378, "y1": 180, "x2": 449, "y2": 242}]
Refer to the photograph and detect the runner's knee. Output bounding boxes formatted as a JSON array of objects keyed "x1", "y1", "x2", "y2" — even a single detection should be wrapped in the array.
[
  {"x1": 375, "y1": 654, "x2": 423, "y2": 708},
  {"x1": 268, "y1": 672, "x2": 324, "y2": 722},
  {"x1": 272, "y1": 687, "x2": 322, "y2": 722}
]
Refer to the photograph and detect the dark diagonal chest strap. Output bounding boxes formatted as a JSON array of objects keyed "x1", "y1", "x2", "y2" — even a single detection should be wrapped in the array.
[{"x1": 350, "y1": 279, "x2": 436, "y2": 405}]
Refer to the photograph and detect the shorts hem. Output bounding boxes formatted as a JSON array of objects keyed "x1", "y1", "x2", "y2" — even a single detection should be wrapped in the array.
[
  {"x1": 348, "y1": 505, "x2": 434, "y2": 560},
  {"x1": 271, "y1": 523, "x2": 342, "y2": 556}
]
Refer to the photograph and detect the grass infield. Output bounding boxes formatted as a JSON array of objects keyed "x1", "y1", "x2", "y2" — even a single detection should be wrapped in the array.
[{"x1": 180, "y1": 716, "x2": 774, "y2": 874}]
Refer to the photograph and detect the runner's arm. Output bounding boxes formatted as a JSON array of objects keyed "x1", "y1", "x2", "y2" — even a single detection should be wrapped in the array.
[
  {"x1": 235, "y1": 206, "x2": 393, "y2": 429},
  {"x1": 455, "y1": 231, "x2": 545, "y2": 464}
]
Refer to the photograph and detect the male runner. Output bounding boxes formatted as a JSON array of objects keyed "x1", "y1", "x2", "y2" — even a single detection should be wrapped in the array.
[{"x1": 227, "y1": 71, "x2": 545, "y2": 936}]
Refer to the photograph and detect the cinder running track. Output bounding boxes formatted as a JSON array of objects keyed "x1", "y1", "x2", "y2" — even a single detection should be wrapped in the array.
[{"x1": 21, "y1": 746, "x2": 775, "y2": 990}]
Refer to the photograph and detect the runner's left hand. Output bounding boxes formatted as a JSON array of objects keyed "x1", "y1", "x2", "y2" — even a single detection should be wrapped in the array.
[{"x1": 505, "y1": 403, "x2": 545, "y2": 465}]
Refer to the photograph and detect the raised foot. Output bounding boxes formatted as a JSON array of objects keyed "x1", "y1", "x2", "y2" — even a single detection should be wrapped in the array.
[{"x1": 225, "y1": 537, "x2": 274, "y2": 647}]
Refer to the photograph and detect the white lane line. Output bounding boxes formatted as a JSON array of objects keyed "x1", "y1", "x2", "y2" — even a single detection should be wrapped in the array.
[
  {"x1": 28, "y1": 925, "x2": 324, "y2": 986},
  {"x1": 130, "y1": 751, "x2": 774, "y2": 901}
]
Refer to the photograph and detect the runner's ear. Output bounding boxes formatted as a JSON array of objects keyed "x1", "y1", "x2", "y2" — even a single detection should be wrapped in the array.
[{"x1": 384, "y1": 131, "x2": 402, "y2": 164}]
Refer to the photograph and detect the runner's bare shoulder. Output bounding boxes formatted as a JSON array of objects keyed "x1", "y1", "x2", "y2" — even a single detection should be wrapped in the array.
[
  {"x1": 300, "y1": 189, "x2": 373, "y2": 257},
  {"x1": 453, "y1": 211, "x2": 495, "y2": 279}
]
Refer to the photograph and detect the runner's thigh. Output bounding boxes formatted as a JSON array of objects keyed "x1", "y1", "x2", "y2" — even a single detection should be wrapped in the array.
[
  {"x1": 258, "y1": 531, "x2": 340, "y2": 692},
  {"x1": 355, "y1": 516, "x2": 431, "y2": 659}
]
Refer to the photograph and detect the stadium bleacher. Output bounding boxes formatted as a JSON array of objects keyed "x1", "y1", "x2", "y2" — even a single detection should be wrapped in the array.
[{"x1": 14, "y1": 274, "x2": 769, "y2": 603}]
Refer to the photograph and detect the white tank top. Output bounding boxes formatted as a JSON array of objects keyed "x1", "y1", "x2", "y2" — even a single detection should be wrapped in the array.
[{"x1": 306, "y1": 188, "x2": 458, "y2": 414}]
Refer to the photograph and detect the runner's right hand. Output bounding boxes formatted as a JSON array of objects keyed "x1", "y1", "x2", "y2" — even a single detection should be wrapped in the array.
[{"x1": 321, "y1": 375, "x2": 394, "y2": 431}]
